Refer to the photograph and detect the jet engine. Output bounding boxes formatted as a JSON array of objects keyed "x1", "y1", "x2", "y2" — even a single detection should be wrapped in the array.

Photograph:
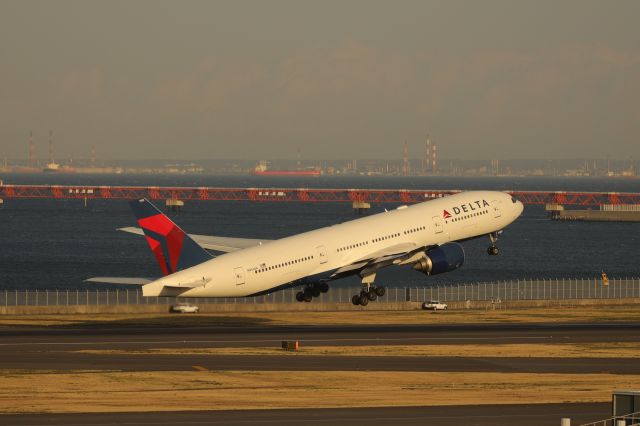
[{"x1": 413, "y1": 243, "x2": 465, "y2": 275}]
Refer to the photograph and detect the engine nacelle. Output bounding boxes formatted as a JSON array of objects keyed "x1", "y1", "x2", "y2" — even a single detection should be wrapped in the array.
[{"x1": 413, "y1": 243, "x2": 465, "y2": 276}]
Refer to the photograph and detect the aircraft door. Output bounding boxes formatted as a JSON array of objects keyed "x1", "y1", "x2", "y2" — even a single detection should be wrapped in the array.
[
  {"x1": 316, "y1": 245, "x2": 328, "y2": 264},
  {"x1": 234, "y1": 267, "x2": 245, "y2": 285},
  {"x1": 492, "y1": 200, "x2": 502, "y2": 218},
  {"x1": 432, "y1": 216, "x2": 444, "y2": 234}
]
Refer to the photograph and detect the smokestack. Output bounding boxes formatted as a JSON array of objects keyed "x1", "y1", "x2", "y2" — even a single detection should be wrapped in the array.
[
  {"x1": 48, "y1": 130, "x2": 54, "y2": 164},
  {"x1": 403, "y1": 141, "x2": 409, "y2": 176},
  {"x1": 28, "y1": 131, "x2": 34, "y2": 167}
]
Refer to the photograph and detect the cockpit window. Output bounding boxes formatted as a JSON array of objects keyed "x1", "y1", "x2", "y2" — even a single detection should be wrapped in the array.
[{"x1": 511, "y1": 197, "x2": 518, "y2": 203}]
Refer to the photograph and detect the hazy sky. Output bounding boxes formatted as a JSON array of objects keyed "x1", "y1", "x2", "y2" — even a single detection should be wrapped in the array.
[{"x1": 1, "y1": 0, "x2": 639, "y2": 161}]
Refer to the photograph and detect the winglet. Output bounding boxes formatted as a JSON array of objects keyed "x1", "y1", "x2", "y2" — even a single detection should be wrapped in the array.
[{"x1": 129, "y1": 199, "x2": 212, "y2": 276}]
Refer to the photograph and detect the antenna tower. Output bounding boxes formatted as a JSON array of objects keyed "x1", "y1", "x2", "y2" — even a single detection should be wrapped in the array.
[
  {"x1": 48, "y1": 130, "x2": 54, "y2": 164},
  {"x1": 425, "y1": 136, "x2": 431, "y2": 173},
  {"x1": 432, "y1": 143, "x2": 437, "y2": 173}
]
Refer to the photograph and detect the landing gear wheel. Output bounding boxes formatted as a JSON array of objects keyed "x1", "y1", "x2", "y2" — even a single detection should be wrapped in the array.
[
  {"x1": 296, "y1": 291, "x2": 305, "y2": 302},
  {"x1": 366, "y1": 291, "x2": 377, "y2": 301},
  {"x1": 303, "y1": 293, "x2": 313, "y2": 302},
  {"x1": 487, "y1": 246, "x2": 499, "y2": 256},
  {"x1": 352, "y1": 294, "x2": 361, "y2": 306},
  {"x1": 359, "y1": 295, "x2": 369, "y2": 306},
  {"x1": 374, "y1": 286, "x2": 386, "y2": 297},
  {"x1": 319, "y1": 282, "x2": 329, "y2": 293},
  {"x1": 311, "y1": 287, "x2": 321, "y2": 298}
]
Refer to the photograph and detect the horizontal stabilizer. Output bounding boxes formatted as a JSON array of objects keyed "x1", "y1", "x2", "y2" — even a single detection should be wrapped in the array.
[
  {"x1": 85, "y1": 277, "x2": 153, "y2": 285},
  {"x1": 119, "y1": 226, "x2": 271, "y2": 253}
]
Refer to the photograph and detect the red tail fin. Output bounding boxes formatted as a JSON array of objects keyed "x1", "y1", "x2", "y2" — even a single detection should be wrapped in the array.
[{"x1": 129, "y1": 199, "x2": 212, "y2": 275}]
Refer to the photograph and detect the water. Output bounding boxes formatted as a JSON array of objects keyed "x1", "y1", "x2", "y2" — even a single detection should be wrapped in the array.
[{"x1": 1, "y1": 174, "x2": 639, "y2": 290}]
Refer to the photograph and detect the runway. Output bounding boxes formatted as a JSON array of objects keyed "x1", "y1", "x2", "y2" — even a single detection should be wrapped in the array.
[
  {"x1": 0, "y1": 351, "x2": 637, "y2": 374},
  {"x1": 1, "y1": 322, "x2": 639, "y2": 374},
  {"x1": 3, "y1": 321, "x2": 640, "y2": 347},
  {"x1": 1, "y1": 321, "x2": 635, "y2": 425},
  {"x1": 0, "y1": 403, "x2": 611, "y2": 426}
]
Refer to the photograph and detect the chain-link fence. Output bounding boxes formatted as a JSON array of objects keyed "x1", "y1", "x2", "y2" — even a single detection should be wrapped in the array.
[{"x1": 1, "y1": 277, "x2": 639, "y2": 306}]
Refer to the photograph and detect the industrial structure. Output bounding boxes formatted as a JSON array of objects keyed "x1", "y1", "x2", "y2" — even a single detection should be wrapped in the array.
[{"x1": 1, "y1": 184, "x2": 639, "y2": 207}]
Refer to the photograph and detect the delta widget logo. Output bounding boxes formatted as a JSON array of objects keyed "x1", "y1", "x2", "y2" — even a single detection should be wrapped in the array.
[{"x1": 443, "y1": 210, "x2": 452, "y2": 219}]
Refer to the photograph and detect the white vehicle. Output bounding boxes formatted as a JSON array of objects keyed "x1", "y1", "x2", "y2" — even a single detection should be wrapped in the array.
[
  {"x1": 88, "y1": 191, "x2": 523, "y2": 307},
  {"x1": 169, "y1": 302, "x2": 199, "y2": 313},
  {"x1": 422, "y1": 300, "x2": 448, "y2": 310}
]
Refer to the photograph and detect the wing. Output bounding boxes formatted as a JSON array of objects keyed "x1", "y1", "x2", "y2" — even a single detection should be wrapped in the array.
[
  {"x1": 329, "y1": 242, "x2": 431, "y2": 279},
  {"x1": 118, "y1": 227, "x2": 271, "y2": 253}
]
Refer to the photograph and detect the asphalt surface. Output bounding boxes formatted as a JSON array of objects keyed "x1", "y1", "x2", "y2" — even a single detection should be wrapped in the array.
[
  {"x1": 0, "y1": 403, "x2": 612, "y2": 426},
  {"x1": 0, "y1": 351, "x2": 637, "y2": 374},
  {"x1": 1, "y1": 322, "x2": 639, "y2": 373},
  {"x1": 3, "y1": 321, "x2": 640, "y2": 347},
  {"x1": 1, "y1": 322, "x2": 635, "y2": 425}
]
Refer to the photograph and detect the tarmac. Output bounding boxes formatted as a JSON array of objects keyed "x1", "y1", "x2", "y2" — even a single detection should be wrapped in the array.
[
  {"x1": 1, "y1": 321, "x2": 637, "y2": 425},
  {"x1": 0, "y1": 403, "x2": 612, "y2": 426}
]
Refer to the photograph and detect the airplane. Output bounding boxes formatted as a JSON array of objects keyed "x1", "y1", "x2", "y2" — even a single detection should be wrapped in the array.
[{"x1": 88, "y1": 191, "x2": 524, "y2": 306}]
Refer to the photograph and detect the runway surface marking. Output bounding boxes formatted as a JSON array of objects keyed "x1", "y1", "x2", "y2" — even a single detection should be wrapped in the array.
[{"x1": 191, "y1": 366, "x2": 208, "y2": 372}]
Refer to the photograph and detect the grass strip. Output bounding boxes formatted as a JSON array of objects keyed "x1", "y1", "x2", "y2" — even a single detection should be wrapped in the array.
[
  {"x1": 75, "y1": 342, "x2": 640, "y2": 358},
  {"x1": 0, "y1": 370, "x2": 635, "y2": 413},
  {"x1": 2, "y1": 306, "x2": 640, "y2": 327}
]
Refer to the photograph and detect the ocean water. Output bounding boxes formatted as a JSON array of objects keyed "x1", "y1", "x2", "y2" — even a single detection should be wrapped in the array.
[{"x1": 0, "y1": 174, "x2": 639, "y2": 290}]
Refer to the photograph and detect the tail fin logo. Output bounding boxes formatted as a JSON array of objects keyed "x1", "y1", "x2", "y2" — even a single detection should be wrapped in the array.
[
  {"x1": 138, "y1": 214, "x2": 185, "y2": 275},
  {"x1": 129, "y1": 199, "x2": 212, "y2": 276}
]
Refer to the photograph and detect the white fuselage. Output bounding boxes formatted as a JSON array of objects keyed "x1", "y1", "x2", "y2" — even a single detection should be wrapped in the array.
[{"x1": 142, "y1": 191, "x2": 523, "y2": 297}]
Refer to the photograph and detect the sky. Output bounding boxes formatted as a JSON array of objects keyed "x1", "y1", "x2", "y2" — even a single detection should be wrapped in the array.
[{"x1": 1, "y1": 0, "x2": 639, "y2": 161}]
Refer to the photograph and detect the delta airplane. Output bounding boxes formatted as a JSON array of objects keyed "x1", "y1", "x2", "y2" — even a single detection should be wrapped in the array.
[{"x1": 89, "y1": 191, "x2": 523, "y2": 306}]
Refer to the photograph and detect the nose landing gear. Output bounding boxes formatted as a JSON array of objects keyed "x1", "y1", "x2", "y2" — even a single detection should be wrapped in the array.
[{"x1": 487, "y1": 231, "x2": 501, "y2": 256}]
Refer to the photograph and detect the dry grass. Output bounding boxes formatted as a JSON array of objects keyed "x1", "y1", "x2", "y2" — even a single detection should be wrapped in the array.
[
  {"x1": 0, "y1": 370, "x2": 634, "y2": 413},
  {"x1": 2, "y1": 306, "x2": 640, "y2": 327},
  {"x1": 76, "y1": 342, "x2": 640, "y2": 358}
]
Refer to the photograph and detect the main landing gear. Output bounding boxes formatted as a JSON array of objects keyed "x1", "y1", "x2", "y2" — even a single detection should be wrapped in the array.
[
  {"x1": 295, "y1": 282, "x2": 329, "y2": 302},
  {"x1": 351, "y1": 285, "x2": 386, "y2": 306},
  {"x1": 487, "y1": 231, "x2": 501, "y2": 256}
]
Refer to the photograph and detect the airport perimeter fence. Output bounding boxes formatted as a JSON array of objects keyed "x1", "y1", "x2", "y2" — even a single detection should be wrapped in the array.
[{"x1": 1, "y1": 277, "x2": 639, "y2": 307}]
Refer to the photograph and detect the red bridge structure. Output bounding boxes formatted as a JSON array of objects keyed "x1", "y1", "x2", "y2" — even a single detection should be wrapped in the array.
[{"x1": 1, "y1": 184, "x2": 639, "y2": 206}]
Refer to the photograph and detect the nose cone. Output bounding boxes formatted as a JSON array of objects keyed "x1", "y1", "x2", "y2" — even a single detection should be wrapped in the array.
[{"x1": 516, "y1": 200, "x2": 524, "y2": 218}]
